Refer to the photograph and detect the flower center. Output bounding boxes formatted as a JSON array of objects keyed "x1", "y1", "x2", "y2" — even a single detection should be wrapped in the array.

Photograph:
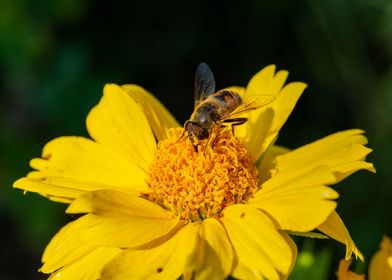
[{"x1": 145, "y1": 127, "x2": 260, "y2": 221}]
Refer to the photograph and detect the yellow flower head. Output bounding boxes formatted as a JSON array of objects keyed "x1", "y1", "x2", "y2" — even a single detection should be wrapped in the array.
[
  {"x1": 146, "y1": 128, "x2": 260, "y2": 221},
  {"x1": 369, "y1": 235, "x2": 392, "y2": 280},
  {"x1": 14, "y1": 65, "x2": 375, "y2": 279}
]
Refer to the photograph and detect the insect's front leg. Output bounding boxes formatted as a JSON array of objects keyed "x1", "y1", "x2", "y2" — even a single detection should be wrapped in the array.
[
  {"x1": 190, "y1": 136, "x2": 199, "y2": 152},
  {"x1": 204, "y1": 130, "x2": 218, "y2": 153}
]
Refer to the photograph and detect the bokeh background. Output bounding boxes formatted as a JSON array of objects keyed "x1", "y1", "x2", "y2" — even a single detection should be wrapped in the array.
[{"x1": 1, "y1": 0, "x2": 391, "y2": 279}]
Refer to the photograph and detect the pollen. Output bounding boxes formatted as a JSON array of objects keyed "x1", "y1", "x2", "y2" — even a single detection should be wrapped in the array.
[{"x1": 145, "y1": 127, "x2": 260, "y2": 222}]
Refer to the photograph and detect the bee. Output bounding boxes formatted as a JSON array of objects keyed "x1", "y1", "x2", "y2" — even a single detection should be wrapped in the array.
[{"x1": 180, "y1": 63, "x2": 275, "y2": 146}]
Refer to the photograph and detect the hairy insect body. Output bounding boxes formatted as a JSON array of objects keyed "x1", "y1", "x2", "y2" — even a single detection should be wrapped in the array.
[
  {"x1": 192, "y1": 90, "x2": 242, "y2": 128},
  {"x1": 185, "y1": 90, "x2": 242, "y2": 141},
  {"x1": 180, "y1": 63, "x2": 274, "y2": 146}
]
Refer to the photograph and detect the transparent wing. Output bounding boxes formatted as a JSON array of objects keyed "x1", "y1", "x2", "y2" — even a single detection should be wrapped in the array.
[
  {"x1": 194, "y1": 62, "x2": 216, "y2": 108},
  {"x1": 226, "y1": 93, "x2": 276, "y2": 119}
]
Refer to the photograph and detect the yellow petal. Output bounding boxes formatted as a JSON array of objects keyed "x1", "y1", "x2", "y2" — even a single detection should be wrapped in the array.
[
  {"x1": 274, "y1": 129, "x2": 375, "y2": 183},
  {"x1": 250, "y1": 166, "x2": 338, "y2": 232},
  {"x1": 221, "y1": 204, "x2": 292, "y2": 280},
  {"x1": 75, "y1": 214, "x2": 180, "y2": 249},
  {"x1": 66, "y1": 189, "x2": 173, "y2": 219},
  {"x1": 231, "y1": 228, "x2": 296, "y2": 280},
  {"x1": 86, "y1": 84, "x2": 156, "y2": 172},
  {"x1": 46, "y1": 195, "x2": 73, "y2": 204},
  {"x1": 267, "y1": 70, "x2": 289, "y2": 97},
  {"x1": 42, "y1": 206, "x2": 178, "y2": 274},
  {"x1": 41, "y1": 218, "x2": 99, "y2": 273},
  {"x1": 242, "y1": 64, "x2": 278, "y2": 113},
  {"x1": 242, "y1": 79, "x2": 306, "y2": 159},
  {"x1": 121, "y1": 84, "x2": 180, "y2": 141},
  {"x1": 318, "y1": 211, "x2": 364, "y2": 261},
  {"x1": 253, "y1": 82, "x2": 306, "y2": 156},
  {"x1": 196, "y1": 218, "x2": 234, "y2": 279},
  {"x1": 66, "y1": 190, "x2": 179, "y2": 248},
  {"x1": 232, "y1": 262, "x2": 263, "y2": 280},
  {"x1": 369, "y1": 236, "x2": 392, "y2": 280},
  {"x1": 260, "y1": 164, "x2": 336, "y2": 190},
  {"x1": 234, "y1": 66, "x2": 294, "y2": 155},
  {"x1": 101, "y1": 222, "x2": 200, "y2": 280},
  {"x1": 246, "y1": 65, "x2": 277, "y2": 96},
  {"x1": 241, "y1": 107, "x2": 275, "y2": 158},
  {"x1": 257, "y1": 144, "x2": 290, "y2": 183},
  {"x1": 14, "y1": 136, "x2": 147, "y2": 200},
  {"x1": 15, "y1": 177, "x2": 86, "y2": 201},
  {"x1": 281, "y1": 231, "x2": 298, "y2": 280},
  {"x1": 224, "y1": 67, "x2": 298, "y2": 161},
  {"x1": 49, "y1": 247, "x2": 120, "y2": 280}
]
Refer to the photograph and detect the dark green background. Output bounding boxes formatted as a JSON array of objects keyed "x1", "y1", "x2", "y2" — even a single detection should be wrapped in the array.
[{"x1": 1, "y1": 0, "x2": 390, "y2": 279}]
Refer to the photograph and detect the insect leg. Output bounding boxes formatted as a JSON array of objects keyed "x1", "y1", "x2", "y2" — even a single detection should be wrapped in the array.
[
  {"x1": 178, "y1": 120, "x2": 201, "y2": 152},
  {"x1": 221, "y1": 117, "x2": 248, "y2": 135}
]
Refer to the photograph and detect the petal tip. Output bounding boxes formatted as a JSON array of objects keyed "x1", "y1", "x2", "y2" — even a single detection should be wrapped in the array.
[
  {"x1": 103, "y1": 83, "x2": 124, "y2": 96},
  {"x1": 13, "y1": 177, "x2": 27, "y2": 189},
  {"x1": 367, "y1": 163, "x2": 376, "y2": 173},
  {"x1": 265, "y1": 64, "x2": 277, "y2": 71}
]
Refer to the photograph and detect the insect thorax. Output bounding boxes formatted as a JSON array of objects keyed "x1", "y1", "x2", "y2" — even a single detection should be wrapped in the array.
[{"x1": 193, "y1": 103, "x2": 220, "y2": 127}]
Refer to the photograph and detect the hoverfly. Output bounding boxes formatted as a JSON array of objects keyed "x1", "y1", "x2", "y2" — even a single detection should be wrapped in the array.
[{"x1": 180, "y1": 62, "x2": 275, "y2": 146}]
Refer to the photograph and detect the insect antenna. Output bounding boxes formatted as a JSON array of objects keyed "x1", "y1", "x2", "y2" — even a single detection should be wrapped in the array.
[{"x1": 176, "y1": 129, "x2": 187, "y2": 143}]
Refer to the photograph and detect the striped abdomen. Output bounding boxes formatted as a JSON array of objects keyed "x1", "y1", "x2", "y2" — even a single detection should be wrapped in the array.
[{"x1": 208, "y1": 90, "x2": 242, "y2": 118}]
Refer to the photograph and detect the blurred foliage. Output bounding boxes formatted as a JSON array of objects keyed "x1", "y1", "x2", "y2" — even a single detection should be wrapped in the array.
[
  {"x1": 1, "y1": 0, "x2": 391, "y2": 279},
  {"x1": 290, "y1": 239, "x2": 334, "y2": 280}
]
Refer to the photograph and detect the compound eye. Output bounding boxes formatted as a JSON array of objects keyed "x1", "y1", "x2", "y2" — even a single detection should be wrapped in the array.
[{"x1": 200, "y1": 129, "x2": 209, "y2": 140}]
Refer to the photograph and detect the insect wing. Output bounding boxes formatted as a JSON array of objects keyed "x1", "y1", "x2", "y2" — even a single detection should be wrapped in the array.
[
  {"x1": 194, "y1": 63, "x2": 216, "y2": 108},
  {"x1": 227, "y1": 93, "x2": 276, "y2": 118}
]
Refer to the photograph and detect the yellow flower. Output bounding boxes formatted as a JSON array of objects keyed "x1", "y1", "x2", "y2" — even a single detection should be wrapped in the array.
[
  {"x1": 369, "y1": 235, "x2": 392, "y2": 280},
  {"x1": 14, "y1": 65, "x2": 375, "y2": 279},
  {"x1": 337, "y1": 259, "x2": 365, "y2": 280}
]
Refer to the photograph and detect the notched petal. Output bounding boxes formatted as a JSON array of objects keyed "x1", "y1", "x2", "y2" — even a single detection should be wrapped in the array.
[
  {"x1": 121, "y1": 84, "x2": 180, "y2": 141},
  {"x1": 318, "y1": 211, "x2": 364, "y2": 261},
  {"x1": 86, "y1": 84, "x2": 156, "y2": 172}
]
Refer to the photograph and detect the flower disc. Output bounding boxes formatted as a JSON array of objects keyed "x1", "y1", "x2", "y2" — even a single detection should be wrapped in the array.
[{"x1": 146, "y1": 128, "x2": 260, "y2": 221}]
